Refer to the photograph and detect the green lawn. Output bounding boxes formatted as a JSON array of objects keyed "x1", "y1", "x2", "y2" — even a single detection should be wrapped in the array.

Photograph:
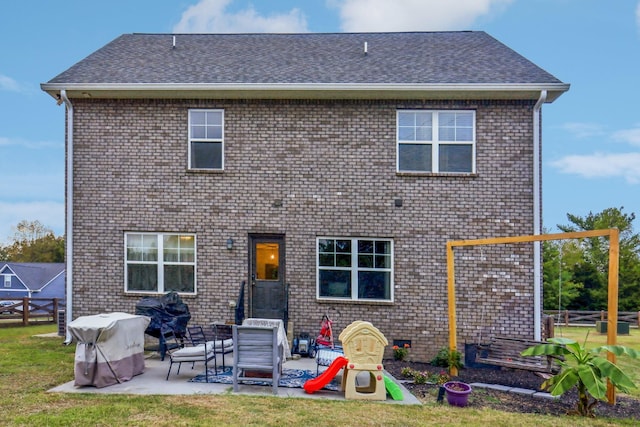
[{"x1": 1, "y1": 324, "x2": 638, "y2": 426}]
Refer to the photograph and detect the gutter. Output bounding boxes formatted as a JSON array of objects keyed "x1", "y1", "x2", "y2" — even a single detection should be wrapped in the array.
[
  {"x1": 41, "y1": 82, "x2": 571, "y2": 91},
  {"x1": 60, "y1": 89, "x2": 74, "y2": 345},
  {"x1": 533, "y1": 90, "x2": 547, "y2": 340},
  {"x1": 41, "y1": 82, "x2": 571, "y2": 102}
]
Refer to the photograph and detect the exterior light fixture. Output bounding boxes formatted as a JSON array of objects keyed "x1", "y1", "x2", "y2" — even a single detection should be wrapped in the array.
[{"x1": 226, "y1": 238, "x2": 234, "y2": 250}]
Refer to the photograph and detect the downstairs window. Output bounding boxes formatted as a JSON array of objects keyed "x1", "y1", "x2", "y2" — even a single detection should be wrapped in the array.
[
  {"x1": 125, "y1": 232, "x2": 196, "y2": 294},
  {"x1": 317, "y1": 237, "x2": 393, "y2": 301}
]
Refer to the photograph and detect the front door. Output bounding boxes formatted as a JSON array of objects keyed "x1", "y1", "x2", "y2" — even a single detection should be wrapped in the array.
[{"x1": 249, "y1": 234, "x2": 286, "y2": 320}]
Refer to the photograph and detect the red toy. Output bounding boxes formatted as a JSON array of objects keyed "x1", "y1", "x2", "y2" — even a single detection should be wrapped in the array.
[{"x1": 316, "y1": 314, "x2": 335, "y2": 348}]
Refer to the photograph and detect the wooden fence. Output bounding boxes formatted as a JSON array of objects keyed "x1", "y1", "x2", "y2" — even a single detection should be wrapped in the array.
[
  {"x1": 544, "y1": 310, "x2": 640, "y2": 327},
  {"x1": 0, "y1": 297, "x2": 64, "y2": 326}
]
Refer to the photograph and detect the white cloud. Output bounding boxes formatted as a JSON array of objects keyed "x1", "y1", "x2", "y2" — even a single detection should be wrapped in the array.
[
  {"x1": 330, "y1": 0, "x2": 513, "y2": 32},
  {"x1": 613, "y1": 127, "x2": 640, "y2": 146},
  {"x1": 0, "y1": 201, "x2": 64, "y2": 244},
  {"x1": 553, "y1": 122, "x2": 640, "y2": 184},
  {"x1": 560, "y1": 122, "x2": 606, "y2": 139},
  {"x1": 560, "y1": 122, "x2": 640, "y2": 147},
  {"x1": 0, "y1": 136, "x2": 62, "y2": 149},
  {"x1": 173, "y1": 0, "x2": 308, "y2": 33},
  {"x1": 0, "y1": 74, "x2": 20, "y2": 92},
  {"x1": 550, "y1": 152, "x2": 640, "y2": 184}
]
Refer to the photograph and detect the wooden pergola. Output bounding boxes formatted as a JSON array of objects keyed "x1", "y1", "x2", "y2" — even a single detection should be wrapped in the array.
[{"x1": 446, "y1": 229, "x2": 620, "y2": 403}]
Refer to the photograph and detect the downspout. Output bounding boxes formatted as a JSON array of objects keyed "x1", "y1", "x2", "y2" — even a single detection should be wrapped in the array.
[
  {"x1": 533, "y1": 90, "x2": 547, "y2": 340},
  {"x1": 60, "y1": 89, "x2": 74, "y2": 345}
]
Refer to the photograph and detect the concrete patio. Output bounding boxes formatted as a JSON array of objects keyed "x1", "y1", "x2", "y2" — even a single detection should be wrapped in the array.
[{"x1": 49, "y1": 351, "x2": 421, "y2": 405}]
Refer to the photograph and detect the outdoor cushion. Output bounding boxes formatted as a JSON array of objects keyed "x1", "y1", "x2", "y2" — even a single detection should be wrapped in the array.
[
  {"x1": 214, "y1": 339, "x2": 233, "y2": 350},
  {"x1": 171, "y1": 343, "x2": 215, "y2": 360}
]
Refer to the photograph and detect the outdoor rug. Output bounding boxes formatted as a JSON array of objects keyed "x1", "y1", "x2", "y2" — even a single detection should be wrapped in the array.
[{"x1": 189, "y1": 367, "x2": 341, "y2": 391}]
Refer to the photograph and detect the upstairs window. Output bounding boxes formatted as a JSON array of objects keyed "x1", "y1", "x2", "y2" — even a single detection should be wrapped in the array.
[
  {"x1": 317, "y1": 237, "x2": 393, "y2": 302},
  {"x1": 3, "y1": 274, "x2": 11, "y2": 288},
  {"x1": 397, "y1": 110, "x2": 475, "y2": 174},
  {"x1": 125, "y1": 233, "x2": 196, "y2": 294},
  {"x1": 189, "y1": 109, "x2": 224, "y2": 170}
]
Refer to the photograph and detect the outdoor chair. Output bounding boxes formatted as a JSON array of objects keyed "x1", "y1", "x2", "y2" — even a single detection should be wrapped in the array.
[
  {"x1": 232, "y1": 325, "x2": 283, "y2": 395},
  {"x1": 155, "y1": 328, "x2": 183, "y2": 361},
  {"x1": 165, "y1": 329, "x2": 216, "y2": 382},
  {"x1": 315, "y1": 345, "x2": 344, "y2": 376},
  {"x1": 186, "y1": 325, "x2": 233, "y2": 373},
  {"x1": 212, "y1": 323, "x2": 234, "y2": 369},
  {"x1": 201, "y1": 324, "x2": 217, "y2": 341}
]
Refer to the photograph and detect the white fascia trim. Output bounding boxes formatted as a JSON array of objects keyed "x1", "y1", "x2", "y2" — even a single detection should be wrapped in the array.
[
  {"x1": 40, "y1": 269, "x2": 66, "y2": 291},
  {"x1": 41, "y1": 82, "x2": 570, "y2": 101}
]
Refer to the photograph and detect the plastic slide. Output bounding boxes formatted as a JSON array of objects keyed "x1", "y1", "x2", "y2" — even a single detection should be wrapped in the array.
[
  {"x1": 384, "y1": 375, "x2": 404, "y2": 401},
  {"x1": 303, "y1": 356, "x2": 348, "y2": 394}
]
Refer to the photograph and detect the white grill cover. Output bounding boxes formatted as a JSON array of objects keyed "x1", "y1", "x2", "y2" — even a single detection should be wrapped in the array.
[{"x1": 68, "y1": 312, "x2": 150, "y2": 388}]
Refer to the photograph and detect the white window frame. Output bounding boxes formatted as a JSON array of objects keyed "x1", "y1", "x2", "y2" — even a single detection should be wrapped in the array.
[
  {"x1": 124, "y1": 232, "x2": 197, "y2": 295},
  {"x1": 396, "y1": 110, "x2": 476, "y2": 174},
  {"x1": 188, "y1": 109, "x2": 224, "y2": 170},
  {"x1": 3, "y1": 274, "x2": 11, "y2": 288},
  {"x1": 316, "y1": 237, "x2": 394, "y2": 302}
]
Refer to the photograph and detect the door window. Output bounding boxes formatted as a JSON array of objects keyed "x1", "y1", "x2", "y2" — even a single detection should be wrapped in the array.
[{"x1": 256, "y1": 243, "x2": 279, "y2": 280}]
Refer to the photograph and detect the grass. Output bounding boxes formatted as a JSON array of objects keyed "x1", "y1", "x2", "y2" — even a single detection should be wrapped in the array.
[
  {"x1": 1, "y1": 325, "x2": 639, "y2": 426},
  {"x1": 554, "y1": 325, "x2": 640, "y2": 399}
]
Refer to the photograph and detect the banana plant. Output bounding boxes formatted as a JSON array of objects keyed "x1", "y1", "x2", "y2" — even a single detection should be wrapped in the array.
[{"x1": 521, "y1": 336, "x2": 640, "y2": 417}]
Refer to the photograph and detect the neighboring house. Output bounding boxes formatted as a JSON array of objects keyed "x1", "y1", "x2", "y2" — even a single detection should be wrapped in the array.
[
  {"x1": 41, "y1": 32, "x2": 568, "y2": 358},
  {"x1": 0, "y1": 262, "x2": 65, "y2": 301}
]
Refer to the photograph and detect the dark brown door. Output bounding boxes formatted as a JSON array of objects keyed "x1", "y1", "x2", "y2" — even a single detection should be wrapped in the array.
[{"x1": 249, "y1": 234, "x2": 286, "y2": 320}]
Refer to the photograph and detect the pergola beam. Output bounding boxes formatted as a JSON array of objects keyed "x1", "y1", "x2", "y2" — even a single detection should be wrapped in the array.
[{"x1": 446, "y1": 229, "x2": 619, "y2": 403}]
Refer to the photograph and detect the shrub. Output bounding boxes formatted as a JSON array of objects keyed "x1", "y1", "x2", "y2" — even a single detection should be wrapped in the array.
[{"x1": 430, "y1": 347, "x2": 463, "y2": 370}]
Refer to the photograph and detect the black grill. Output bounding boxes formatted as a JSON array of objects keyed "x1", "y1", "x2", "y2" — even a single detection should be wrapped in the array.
[{"x1": 135, "y1": 292, "x2": 191, "y2": 358}]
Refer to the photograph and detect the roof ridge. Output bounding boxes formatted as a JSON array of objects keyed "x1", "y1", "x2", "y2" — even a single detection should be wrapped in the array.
[{"x1": 130, "y1": 30, "x2": 480, "y2": 36}]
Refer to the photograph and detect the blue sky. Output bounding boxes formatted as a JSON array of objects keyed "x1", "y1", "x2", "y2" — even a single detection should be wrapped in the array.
[{"x1": 1, "y1": 0, "x2": 639, "y2": 243}]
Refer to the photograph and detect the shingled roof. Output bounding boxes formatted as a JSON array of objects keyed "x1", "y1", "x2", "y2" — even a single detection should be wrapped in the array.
[
  {"x1": 42, "y1": 32, "x2": 569, "y2": 102},
  {"x1": 1, "y1": 263, "x2": 65, "y2": 292}
]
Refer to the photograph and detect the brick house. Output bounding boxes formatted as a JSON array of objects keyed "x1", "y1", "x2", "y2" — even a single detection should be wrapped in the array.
[{"x1": 42, "y1": 32, "x2": 568, "y2": 359}]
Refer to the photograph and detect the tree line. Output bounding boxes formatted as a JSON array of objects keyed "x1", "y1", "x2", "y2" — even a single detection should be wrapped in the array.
[
  {"x1": 2, "y1": 209, "x2": 639, "y2": 311},
  {"x1": 0, "y1": 220, "x2": 64, "y2": 263},
  {"x1": 543, "y1": 207, "x2": 640, "y2": 311}
]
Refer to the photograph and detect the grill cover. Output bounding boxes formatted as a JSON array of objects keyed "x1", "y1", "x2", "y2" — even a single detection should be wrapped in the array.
[
  {"x1": 135, "y1": 291, "x2": 191, "y2": 339},
  {"x1": 69, "y1": 312, "x2": 150, "y2": 388}
]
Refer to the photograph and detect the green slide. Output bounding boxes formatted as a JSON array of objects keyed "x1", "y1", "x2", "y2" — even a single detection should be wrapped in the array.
[{"x1": 384, "y1": 375, "x2": 404, "y2": 401}]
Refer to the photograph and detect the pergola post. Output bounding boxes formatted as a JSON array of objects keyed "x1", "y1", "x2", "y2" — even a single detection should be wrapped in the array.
[{"x1": 447, "y1": 229, "x2": 620, "y2": 404}]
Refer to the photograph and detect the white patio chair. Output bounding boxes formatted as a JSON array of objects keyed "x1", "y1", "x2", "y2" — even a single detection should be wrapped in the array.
[{"x1": 232, "y1": 325, "x2": 283, "y2": 395}]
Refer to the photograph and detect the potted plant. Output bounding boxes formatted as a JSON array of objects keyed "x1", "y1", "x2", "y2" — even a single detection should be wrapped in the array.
[{"x1": 443, "y1": 381, "x2": 472, "y2": 407}]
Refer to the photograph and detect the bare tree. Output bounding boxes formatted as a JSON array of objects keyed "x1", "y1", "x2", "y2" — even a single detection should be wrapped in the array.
[
  {"x1": 1, "y1": 220, "x2": 64, "y2": 262},
  {"x1": 11, "y1": 220, "x2": 51, "y2": 244}
]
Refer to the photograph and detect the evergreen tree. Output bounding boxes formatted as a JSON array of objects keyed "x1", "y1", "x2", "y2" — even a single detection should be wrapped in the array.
[
  {"x1": 553, "y1": 207, "x2": 640, "y2": 311},
  {"x1": 543, "y1": 240, "x2": 583, "y2": 310}
]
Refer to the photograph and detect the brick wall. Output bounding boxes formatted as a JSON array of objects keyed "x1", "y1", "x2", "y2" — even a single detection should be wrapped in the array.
[{"x1": 69, "y1": 98, "x2": 538, "y2": 361}]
